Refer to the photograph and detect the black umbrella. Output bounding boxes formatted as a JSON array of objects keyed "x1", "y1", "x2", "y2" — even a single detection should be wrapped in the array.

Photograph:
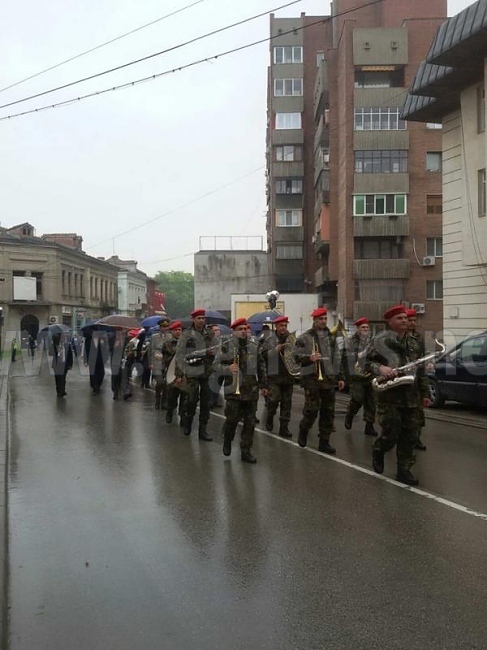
[
  {"x1": 203, "y1": 310, "x2": 230, "y2": 325},
  {"x1": 39, "y1": 323, "x2": 71, "y2": 335},
  {"x1": 81, "y1": 314, "x2": 141, "y2": 336}
]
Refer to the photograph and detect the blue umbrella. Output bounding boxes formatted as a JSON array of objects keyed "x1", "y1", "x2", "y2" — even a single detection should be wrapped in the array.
[
  {"x1": 203, "y1": 309, "x2": 229, "y2": 325},
  {"x1": 247, "y1": 310, "x2": 280, "y2": 335},
  {"x1": 141, "y1": 315, "x2": 167, "y2": 328}
]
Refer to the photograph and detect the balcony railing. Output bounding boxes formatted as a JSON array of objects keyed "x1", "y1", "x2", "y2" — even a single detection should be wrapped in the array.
[
  {"x1": 353, "y1": 215, "x2": 409, "y2": 237},
  {"x1": 354, "y1": 259, "x2": 409, "y2": 280}
]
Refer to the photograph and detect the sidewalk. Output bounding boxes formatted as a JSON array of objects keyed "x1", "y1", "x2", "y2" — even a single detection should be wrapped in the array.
[{"x1": 0, "y1": 375, "x2": 7, "y2": 649}]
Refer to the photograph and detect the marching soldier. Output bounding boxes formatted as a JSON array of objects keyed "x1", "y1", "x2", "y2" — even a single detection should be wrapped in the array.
[
  {"x1": 406, "y1": 308, "x2": 427, "y2": 451},
  {"x1": 294, "y1": 307, "x2": 345, "y2": 454},
  {"x1": 261, "y1": 315, "x2": 295, "y2": 438},
  {"x1": 162, "y1": 321, "x2": 185, "y2": 424},
  {"x1": 213, "y1": 318, "x2": 267, "y2": 463},
  {"x1": 175, "y1": 308, "x2": 214, "y2": 441},
  {"x1": 149, "y1": 316, "x2": 172, "y2": 409},
  {"x1": 343, "y1": 317, "x2": 377, "y2": 436},
  {"x1": 51, "y1": 330, "x2": 75, "y2": 397},
  {"x1": 365, "y1": 305, "x2": 431, "y2": 486}
]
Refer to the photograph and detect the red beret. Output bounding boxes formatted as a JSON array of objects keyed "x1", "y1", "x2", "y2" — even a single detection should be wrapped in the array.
[
  {"x1": 311, "y1": 307, "x2": 328, "y2": 318},
  {"x1": 273, "y1": 315, "x2": 289, "y2": 325},
  {"x1": 354, "y1": 317, "x2": 369, "y2": 327},
  {"x1": 190, "y1": 308, "x2": 206, "y2": 318},
  {"x1": 231, "y1": 317, "x2": 247, "y2": 329},
  {"x1": 168, "y1": 320, "x2": 182, "y2": 330},
  {"x1": 406, "y1": 308, "x2": 417, "y2": 317},
  {"x1": 383, "y1": 305, "x2": 407, "y2": 321}
]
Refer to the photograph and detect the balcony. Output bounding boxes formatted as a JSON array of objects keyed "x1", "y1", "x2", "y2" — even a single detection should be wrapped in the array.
[
  {"x1": 353, "y1": 215, "x2": 409, "y2": 237},
  {"x1": 313, "y1": 235, "x2": 330, "y2": 255},
  {"x1": 314, "y1": 265, "x2": 329, "y2": 287},
  {"x1": 353, "y1": 301, "x2": 400, "y2": 321},
  {"x1": 354, "y1": 258, "x2": 409, "y2": 279}
]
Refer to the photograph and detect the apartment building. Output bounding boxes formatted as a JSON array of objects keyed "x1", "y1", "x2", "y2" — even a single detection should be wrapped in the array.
[
  {"x1": 402, "y1": 0, "x2": 487, "y2": 338},
  {"x1": 267, "y1": 1, "x2": 448, "y2": 333},
  {"x1": 266, "y1": 13, "x2": 329, "y2": 294}
]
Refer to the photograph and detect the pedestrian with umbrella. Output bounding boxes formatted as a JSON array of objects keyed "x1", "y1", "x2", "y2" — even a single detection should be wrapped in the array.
[{"x1": 51, "y1": 327, "x2": 75, "y2": 398}]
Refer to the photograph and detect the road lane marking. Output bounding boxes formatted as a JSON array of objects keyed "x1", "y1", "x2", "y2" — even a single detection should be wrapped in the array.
[{"x1": 209, "y1": 411, "x2": 487, "y2": 522}]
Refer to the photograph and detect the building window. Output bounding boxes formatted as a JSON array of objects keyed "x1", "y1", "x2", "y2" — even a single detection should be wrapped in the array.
[
  {"x1": 74, "y1": 273, "x2": 78, "y2": 296},
  {"x1": 275, "y1": 145, "x2": 302, "y2": 161},
  {"x1": 354, "y1": 239, "x2": 401, "y2": 259},
  {"x1": 275, "y1": 179, "x2": 303, "y2": 194},
  {"x1": 426, "y1": 195, "x2": 442, "y2": 215},
  {"x1": 68, "y1": 272, "x2": 72, "y2": 296},
  {"x1": 479, "y1": 169, "x2": 487, "y2": 217},
  {"x1": 354, "y1": 68, "x2": 404, "y2": 88},
  {"x1": 274, "y1": 46, "x2": 303, "y2": 64},
  {"x1": 62, "y1": 270, "x2": 66, "y2": 294},
  {"x1": 426, "y1": 280, "x2": 443, "y2": 300},
  {"x1": 31, "y1": 272, "x2": 43, "y2": 298},
  {"x1": 354, "y1": 108, "x2": 406, "y2": 131},
  {"x1": 426, "y1": 122, "x2": 442, "y2": 129},
  {"x1": 353, "y1": 194, "x2": 406, "y2": 216},
  {"x1": 276, "y1": 245, "x2": 303, "y2": 259},
  {"x1": 316, "y1": 51, "x2": 325, "y2": 66},
  {"x1": 426, "y1": 152, "x2": 442, "y2": 172},
  {"x1": 275, "y1": 113, "x2": 302, "y2": 130},
  {"x1": 90, "y1": 277, "x2": 93, "y2": 298},
  {"x1": 80, "y1": 275, "x2": 84, "y2": 297},
  {"x1": 426, "y1": 237, "x2": 443, "y2": 257},
  {"x1": 477, "y1": 86, "x2": 485, "y2": 133},
  {"x1": 95, "y1": 277, "x2": 98, "y2": 298},
  {"x1": 274, "y1": 78, "x2": 303, "y2": 96},
  {"x1": 276, "y1": 209, "x2": 302, "y2": 227},
  {"x1": 355, "y1": 150, "x2": 407, "y2": 173}
]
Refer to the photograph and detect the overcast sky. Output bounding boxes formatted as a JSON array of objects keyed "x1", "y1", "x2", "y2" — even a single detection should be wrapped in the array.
[{"x1": 0, "y1": 0, "x2": 473, "y2": 277}]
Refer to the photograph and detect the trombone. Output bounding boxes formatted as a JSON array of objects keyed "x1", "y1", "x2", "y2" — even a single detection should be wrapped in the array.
[
  {"x1": 313, "y1": 338, "x2": 324, "y2": 382},
  {"x1": 233, "y1": 350, "x2": 241, "y2": 395}
]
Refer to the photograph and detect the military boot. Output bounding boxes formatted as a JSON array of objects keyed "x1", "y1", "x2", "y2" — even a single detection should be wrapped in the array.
[
  {"x1": 318, "y1": 438, "x2": 336, "y2": 455},
  {"x1": 344, "y1": 412, "x2": 353, "y2": 430},
  {"x1": 222, "y1": 430, "x2": 232, "y2": 457},
  {"x1": 396, "y1": 468, "x2": 419, "y2": 486},
  {"x1": 241, "y1": 449, "x2": 257, "y2": 464},
  {"x1": 165, "y1": 410, "x2": 173, "y2": 424},
  {"x1": 298, "y1": 427, "x2": 308, "y2": 448},
  {"x1": 414, "y1": 438, "x2": 427, "y2": 451},
  {"x1": 278, "y1": 423, "x2": 292, "y2": 439},
  {"x1": 198, "y1": 425, "x2": 213, "y2": 442},
  {"x1": 265, "y1": 413, "x2": 274, "y2": 432},
  {"x1": 364, "y1": 422, "x2": 378, "y2": 437},
  {"x1": 183, "y1": 417, "x2": 193, "y2": 436},
  {"x1": 372, "y1": 449, "x2": 384, "y2": 474}
]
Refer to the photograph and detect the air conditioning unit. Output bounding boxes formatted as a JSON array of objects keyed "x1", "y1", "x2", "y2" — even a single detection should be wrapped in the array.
[
  {"x1": 411, "y1": 303, "x2": 425, "y2": 314},
  {"x1": 311, "y1": 234, "x2": 318, "y2": 244},
  {"x1": 49, "y1": 316, "x2": 59, "y2": 324},
  {"x1": 422, "y1": 256, "x2": 436, "y2": 266},
  {"x1": 324, "y1": 154, "x2": 330, "y2": 164}
]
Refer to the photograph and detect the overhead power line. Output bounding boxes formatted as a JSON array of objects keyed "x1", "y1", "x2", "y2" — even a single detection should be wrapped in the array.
[
  {"x1": 0, "y1": 0, "x2": 385, "y2": 123},
  {"x1": 0, "y1": 0, "x2": 303, "y2": 111},
  {"x1": 0, "y1": 0, "x2": 208, "y2": 94}
]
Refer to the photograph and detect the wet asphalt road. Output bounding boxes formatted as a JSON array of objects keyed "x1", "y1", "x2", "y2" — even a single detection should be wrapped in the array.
[{"x1": 6, "y1": 362, "x2": 487, "y2": 650}]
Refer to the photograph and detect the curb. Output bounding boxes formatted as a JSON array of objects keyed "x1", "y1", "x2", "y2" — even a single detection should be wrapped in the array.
[{"x1": 0, "y1": 375, "x2": 8, "y2": 650}]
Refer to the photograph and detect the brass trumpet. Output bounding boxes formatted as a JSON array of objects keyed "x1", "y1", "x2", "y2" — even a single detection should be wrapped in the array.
[{"x1": 313, "y1": 338, "x2": 324, "y2": 382}]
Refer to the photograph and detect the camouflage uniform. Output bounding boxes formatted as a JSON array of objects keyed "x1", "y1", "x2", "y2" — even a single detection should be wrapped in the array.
[
  {"x1": 162, "y1": 335, "x2": 185, "y2": 420},
  {"x1": 365, "y1": 331, "x2": 430, "y2": 471},
  {"x1": 213, "y1": 336, "x2": 267, "y2": 451},
  {"x1": 109, "y1": 332, "x2": 131, "y2": 400},
  {"x1": 410, "y1": 329, "x2": 427, "y2": 449},
  {"x1": 295, "y1": 327, "x2": 344, "y2": 447},
  {"x1": 343, "y1": 333, "x2": 376, "y2": 427},
  {"x1": 260, "y1": 331, "x2": 295, "y2": 434},
  {"x1": 149, "y1": 330, "x2": 172, "y2": 408},
  {"x1": 175, "y1": 326, "x2": 215, "y2": 434}
]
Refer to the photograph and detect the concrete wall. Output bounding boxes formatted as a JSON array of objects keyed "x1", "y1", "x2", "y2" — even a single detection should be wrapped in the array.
[{"x1": 194, "y1": 252, "x2": 270, "y2": 314}]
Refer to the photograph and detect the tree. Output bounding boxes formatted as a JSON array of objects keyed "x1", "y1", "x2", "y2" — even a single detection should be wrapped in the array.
[{"x1": 154, "y1": 271, "x2": 194, "y2": 319}]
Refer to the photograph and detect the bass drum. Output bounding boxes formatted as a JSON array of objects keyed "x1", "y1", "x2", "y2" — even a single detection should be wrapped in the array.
[{"x1": 165, "y1": 355, "x2": 177, "y2": 385}]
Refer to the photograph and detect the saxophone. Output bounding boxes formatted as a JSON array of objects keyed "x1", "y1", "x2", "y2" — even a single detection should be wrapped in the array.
[{"x1": 372, "y1": 341, "x2": 445, "y2": 392}]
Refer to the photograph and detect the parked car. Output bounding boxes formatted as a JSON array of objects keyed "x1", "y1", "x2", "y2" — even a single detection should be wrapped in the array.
[{"x1": 427, "y1": 331, "x2": 487, "y2": 408}]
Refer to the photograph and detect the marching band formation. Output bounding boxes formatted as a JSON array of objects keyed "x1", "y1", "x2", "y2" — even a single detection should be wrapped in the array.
[{"x1": 52, "y1": 303, "x2": 438, "y2": 485}]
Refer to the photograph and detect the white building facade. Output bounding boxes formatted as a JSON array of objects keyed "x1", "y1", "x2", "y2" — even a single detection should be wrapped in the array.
[{"x1": 403, "y1": 1, "x2": 487, "y2": 340}]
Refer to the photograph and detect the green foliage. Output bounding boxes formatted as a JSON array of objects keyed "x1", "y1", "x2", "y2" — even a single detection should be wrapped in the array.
[{"x1": 154, "y1": 271, "x2": 194, "y2": 319}]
